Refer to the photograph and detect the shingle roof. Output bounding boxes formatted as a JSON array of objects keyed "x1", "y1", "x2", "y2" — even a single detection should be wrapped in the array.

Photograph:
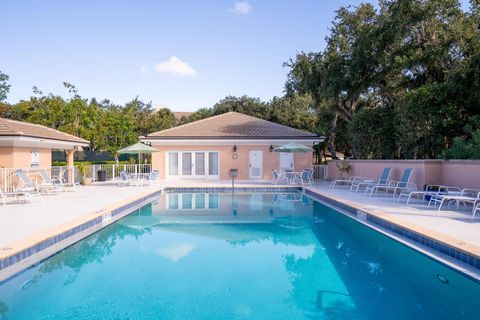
[
  {"x1": 0, "y1": 118, "x2": 89, "y2": 144},
  {"x1": 143, "y1": 112, "x2": 319, "y2": 139}
]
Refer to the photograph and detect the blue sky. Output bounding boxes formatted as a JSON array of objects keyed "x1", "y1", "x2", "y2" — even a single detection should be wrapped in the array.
[{"x1": 1, "y1": 0, "x2": 472, "y2": 111}]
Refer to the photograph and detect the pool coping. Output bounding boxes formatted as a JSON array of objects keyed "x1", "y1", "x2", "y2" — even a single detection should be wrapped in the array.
[
  {"x1": 0, "y1": 187, "x2": 163, "y2": 282},
  {"x1": 303, "y1": 187, "x2": 480, "y2": 280}
]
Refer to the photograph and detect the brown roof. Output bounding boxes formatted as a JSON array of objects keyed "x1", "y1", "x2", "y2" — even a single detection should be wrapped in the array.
[
  {"x1": 143, "y1": 112, "x2": 319, "y2": 140},
  {"x1": 0, "y1": 118, "x2": 89, "y2": 144}
]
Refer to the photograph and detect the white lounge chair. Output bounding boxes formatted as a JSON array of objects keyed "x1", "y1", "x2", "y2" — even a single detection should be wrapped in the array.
[
  {"x1": 399, "y1": 185, "x2": 460, "y2": 204},
  {"x1": 430, "y1": 189, "x2": 480, "y2": 216},
  {"x1": 0, "y1": 189, "x2": 30, "y2": 205},
  {"x1": 473, "y1": 202, "x2": 480, "y2": 218},
  {"x1": 15, "y1": 169, "x2": 42, "y2": 201},
  {"x1": 330, "y1": 175, "x2": 368, "y2": 189},
  {"x1": 354, "y1": 167, "x2": 392, "y2": 193},
  {"x1": 145, "y1": 170, "x2": 159, "y2": 185},
  {"x1": 367, "y1": 168, "x2": 415, "y2": 197},
  {"x1": 39, "y1": 170, "x2": 66, "y2": 193}
]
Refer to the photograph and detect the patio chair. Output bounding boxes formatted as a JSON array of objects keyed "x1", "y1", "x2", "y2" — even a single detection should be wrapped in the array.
[
  {"x1": 429, "y1": 189, "x2": 480, "y2": 216},
  {"x1": 145, "y1": 170, "x2": 159, "y2": 185},
  {"x1": 39, "y1": 170, "x2": 66, "y2": 193},
  {"x1": 0, "y1": 189, "x2": 30, "y2": 206},
  {"x1": 330, "y1": 175, "x2": 368, "y2": 189},
  {"x1": 272, "y1": 170, "x2": 288, "y2": 185},
  {"x1": 15, "y1": 169, "x2": 42, "y2": 201},
  {"x1": 398, "y1": 185, "x2": 460, "y2": 204},
  {"x1": 300, "y1": 169, "x2": 314, "y2": 185},
  {"x1": 119, "y1": 171, "x2": 131, "y2": 187},
  {"x1": 354, "y1": 167, "x2": 392, "y2": 193},
  {"x1": 473, "y1": 202, "x2": 480, "y2": 218},
  {"x1": 368, "y1": 168, "x2": 415, "y2": 197}
]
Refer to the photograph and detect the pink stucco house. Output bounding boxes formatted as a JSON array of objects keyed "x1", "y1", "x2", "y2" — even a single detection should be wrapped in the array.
[
  {"x1": 0, "y1": 117, "x2": 89, "y2": 169},
  {"x1": 140, "y1": 112, "x2": 324, "y2": 180}
]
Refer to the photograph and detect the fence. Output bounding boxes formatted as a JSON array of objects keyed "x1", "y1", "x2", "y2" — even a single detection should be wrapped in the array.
[
  {"x1": 0, "y1": 164, "x2": 152, "y2": 191},
  {"x1": 312, "y1": 165, "x2": 328, "y2": 180},
  {"x1": 88, "y1": 164, "x2": 151, "y2": 181}
]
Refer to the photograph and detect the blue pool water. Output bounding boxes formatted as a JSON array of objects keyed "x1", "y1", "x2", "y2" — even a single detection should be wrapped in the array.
[{"x1": 0, "y1": 192, "x2": 479, "y2": 319}]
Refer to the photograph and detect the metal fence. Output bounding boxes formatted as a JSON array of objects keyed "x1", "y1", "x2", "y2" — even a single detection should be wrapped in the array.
[
  {"x1": 312, "y1": 165, "x2": 328, "y2": 180},
  {"x1": 89, "y1": 164, "x2": 152, "y2": 181}
]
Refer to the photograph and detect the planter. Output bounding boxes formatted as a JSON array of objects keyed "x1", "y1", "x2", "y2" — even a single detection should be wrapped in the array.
[{"x1": 81, "y1": 177, "x2": 93, "y2": 186}]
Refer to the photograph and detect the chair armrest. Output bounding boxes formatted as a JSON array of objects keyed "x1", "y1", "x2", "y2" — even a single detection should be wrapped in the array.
[{"x1": 461, "y1": 188, "x2": 480, "y2": 196}]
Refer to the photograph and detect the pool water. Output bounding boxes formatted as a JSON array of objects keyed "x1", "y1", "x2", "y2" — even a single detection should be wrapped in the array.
[{"x1": 0, "y1": 192, "x2": 479, "y2": 319}]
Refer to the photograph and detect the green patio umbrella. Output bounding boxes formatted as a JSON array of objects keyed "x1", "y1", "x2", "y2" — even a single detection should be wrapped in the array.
[
  {"x1": 273, "y1": 142, "x2": 313, "y2": 153},
  {"x1": 117, "y1": 142, "x2": 159, "y2": 164}
]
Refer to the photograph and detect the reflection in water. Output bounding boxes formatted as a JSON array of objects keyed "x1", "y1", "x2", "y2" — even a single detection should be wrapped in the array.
[{"x1": 0, "y1": 193, "x2": 479, "y2": 320}]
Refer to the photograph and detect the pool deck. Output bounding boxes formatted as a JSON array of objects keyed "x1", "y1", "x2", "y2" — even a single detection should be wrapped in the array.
[{"x1": 0, "y1": 179, "x2": 479, "y2": 280}]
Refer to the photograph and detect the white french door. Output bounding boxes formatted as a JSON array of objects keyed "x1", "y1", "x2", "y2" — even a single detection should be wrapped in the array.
[
  {"x1": 249, "y1": 150, "x2": 263, "y2": 179},
  {"x1": 167, "y1": 151, "x2": 219, "y2": 179}
]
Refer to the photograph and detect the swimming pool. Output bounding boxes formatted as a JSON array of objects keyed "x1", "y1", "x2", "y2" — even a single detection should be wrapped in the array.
[{"x1": 0, "y1": 192, "x2": 478, "y2": 319}]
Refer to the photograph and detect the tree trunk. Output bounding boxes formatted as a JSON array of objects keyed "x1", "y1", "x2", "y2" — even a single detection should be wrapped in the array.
[{"x1": 328, "y1": 112, "x2": 339, "y2": 160}]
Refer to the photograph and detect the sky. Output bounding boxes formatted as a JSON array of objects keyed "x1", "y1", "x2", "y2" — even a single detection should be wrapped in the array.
[{"x1": 1, "y1": 0, "x2": 472, "y2": 111}]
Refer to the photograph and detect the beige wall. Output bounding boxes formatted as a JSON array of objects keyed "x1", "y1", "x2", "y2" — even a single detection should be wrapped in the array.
[
  {"x1": 328, "y1": 159, "x2": 480, "y2": 189},
  {"x1": 0, "y1": 146, "x2": 52, "y2": 168},
  {"x1": 151, "y1": 144, "x2": 314, "y2": 180}
]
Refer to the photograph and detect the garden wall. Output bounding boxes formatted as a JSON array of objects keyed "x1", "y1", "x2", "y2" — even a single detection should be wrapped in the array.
[{"x1": 327, "y1": 160, "x2": 480, "y2": 189}]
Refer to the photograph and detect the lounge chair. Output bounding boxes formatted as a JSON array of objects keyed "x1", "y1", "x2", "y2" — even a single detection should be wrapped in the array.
[
  {"x1": 300, "y1": 169, "x2": 314, "y2": 185},
  {"x1": 430, "y1": 189, "x2": 480, "y2": 215},
  {"x1": 272, "y1": 170, "x2": 288, "y2": 185},
  {"x1": 368, "y1": 168, "x2": 415, "y2": 197},
  {"x1": 0, "y1": 189, "x2": 30, "y2": 205},
  {"x1": 39, "y1": 170, "x2": 66, "y2": 192},
  {"x1": 119, "y1": 171, "x2": 131, "y2": 187},
  {"x1": 473, "y1": 202, "x2": 480, "y2": 218},
  {"x1": 330, "y1": 175, "x2": 368, "y2": 189},
  {"x1": 15, "y1": 169, "x2": 42, "y2": 201},
  {"x1": 398, "y1": 185, "x2": 460, "y2": 204},
  {"x1": 354, "y1": 167, "x2": 392, "y2": 193}
]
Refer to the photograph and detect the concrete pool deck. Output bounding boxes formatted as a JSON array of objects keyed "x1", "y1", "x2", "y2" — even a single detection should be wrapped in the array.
[{"x1": 0, "y1": 179, "x2": 479, "y2": 280}]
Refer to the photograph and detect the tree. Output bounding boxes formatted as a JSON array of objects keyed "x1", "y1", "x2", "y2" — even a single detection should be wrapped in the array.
[{"x1": 0, "y1": 71, "x2": 10, "y2": 101}]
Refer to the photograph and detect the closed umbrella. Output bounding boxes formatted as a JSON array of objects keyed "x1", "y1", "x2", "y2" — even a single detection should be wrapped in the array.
[{"x1": 117, "y1": 142, "x2": 159, "y2": 164}]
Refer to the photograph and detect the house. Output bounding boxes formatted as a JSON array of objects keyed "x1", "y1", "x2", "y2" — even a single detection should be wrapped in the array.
[
  {"x1": 140, "y1": 112, "x2": 323, "y2": 180},
  {"x1": 0, "y1": 117, "x2": 89, "y2": 169}
]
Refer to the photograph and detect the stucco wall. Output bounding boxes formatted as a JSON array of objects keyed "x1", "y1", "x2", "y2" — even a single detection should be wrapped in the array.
[
  {"x1": 328, "y1": 160, "x2": 480, "y2": 189},
  {"x1": 0, "y1": 146, "x2": 52, "y2": 168},
  {"x1": 151, "y1": 144, "x2": 313, "y2": 180}
]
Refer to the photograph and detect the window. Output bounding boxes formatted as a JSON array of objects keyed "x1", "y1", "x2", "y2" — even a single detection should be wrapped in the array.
[
  {"x1": 182, "y1": 193, "x2": 193, "y2": 209},
  {"x1": 168, "y1": 153, "x2": 178, "y2": 175},
  {"x1": 208, "y1": 152, "x2": 219, "y2": 176},
  {"x1": 168, "y1": 194, "x2": 179, "y2": 209},
  {"x1": 182, "y1": 153, "x2": 192, "y2": 175},
  {"x1": 208, "y1": 193, "x2": 219, "y2": 209}
]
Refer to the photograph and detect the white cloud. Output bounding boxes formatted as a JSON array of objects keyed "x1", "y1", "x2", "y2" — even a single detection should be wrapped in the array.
[
  {"x1": 231, "y1": 1, "x2": 252, "y2": 15},
  {"x1": 156, "y1": 243, "x2": 196, "y2": 262},
  {"x1": 139, "y1": 64, "x2": 149, "y2": 75},
  {"x1": 154, "y1": 56, "x2": 197, "y2": 77}
]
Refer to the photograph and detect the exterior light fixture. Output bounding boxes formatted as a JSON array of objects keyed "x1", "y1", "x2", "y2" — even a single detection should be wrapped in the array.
[
  {"x1": 269, "y1": 145, "x2": 274, "y2": 152},
  {"x1": 233, "y1": 145, "x2": 237, "y2": 152}
]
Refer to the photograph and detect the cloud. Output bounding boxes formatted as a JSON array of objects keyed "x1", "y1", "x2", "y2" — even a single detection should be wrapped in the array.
[
  {"x1": 231, "y1": 1, "x2": 252, "y2": 15},
  {"x1": 154, "y1": 56, "x2": 197, "y2": 77},
  {"x1": 156, "y1": 243, "x2": 196, "y2": 262},
  {"x1": 139, "y1": 64, "x2": 149, "y2": 75}
]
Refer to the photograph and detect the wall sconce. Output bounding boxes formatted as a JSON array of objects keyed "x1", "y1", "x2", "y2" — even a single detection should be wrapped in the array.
[
  {"x1": 233, "y1": 145, "x2": 237, "y2": 152},
  {"x1": 269, "y1": 145, "x2": 274, "y2": 152}
]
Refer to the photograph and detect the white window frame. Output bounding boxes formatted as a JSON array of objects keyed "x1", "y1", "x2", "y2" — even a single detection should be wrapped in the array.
[
  {"x1": 165, "y1": 151, "x2": 220, "y2": 179},
  {"x1": 165, "y1": 193, "x2": 220, "y2": 210}
]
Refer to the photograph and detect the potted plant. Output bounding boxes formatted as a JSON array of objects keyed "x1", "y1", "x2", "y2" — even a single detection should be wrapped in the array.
[
  {"x1": 336, "y1": 160, "x2": 351, "y2": 178},
  {"x1": 78, "y1": 162, "x2": 92, "y2": 186}
]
